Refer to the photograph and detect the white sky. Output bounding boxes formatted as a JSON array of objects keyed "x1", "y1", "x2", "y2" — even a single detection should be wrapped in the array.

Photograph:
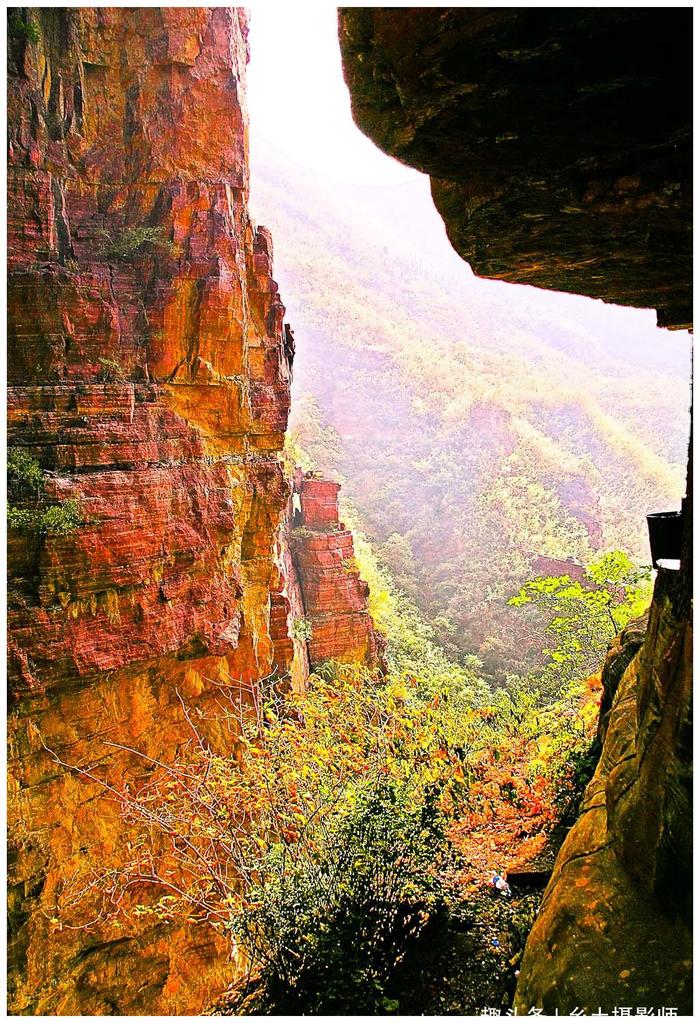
[
  {"x1": 247, "y1": 5, "x2": 418, "y2": 187},
  {"x1": 245, "y1": 1, "x2": 691, "y2": 364}
]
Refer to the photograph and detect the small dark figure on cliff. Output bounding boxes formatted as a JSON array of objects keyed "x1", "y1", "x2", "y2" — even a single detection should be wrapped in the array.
[{"x1": 284, "y1": 322, "x2": 296, "y2": 363}]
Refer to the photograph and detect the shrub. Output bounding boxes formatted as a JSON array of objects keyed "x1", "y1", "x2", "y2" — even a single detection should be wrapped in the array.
[
  {"x1": 8, "y1": 448, "x2": 45, "y2": 504},
  {"x1": 98, "y1": 226, "x2": 179, "y2": 262},
  {"x1": 235, "y1": 781, "x2": 455, "y2": 1013},
  {"x1": 97, "y1": 357, "x2": 127, "y2": 383},
  {"x1": 8, "y1": 500, "x2": 87, "y2": 536},
  {"x1": 8, "y1": 10, "x2": 40, "y2": 43},
  {"x1": 7, "y1": 449, "x2": 86, "y2": 536},
  {"x1": 291, "y1": 616, "x2": 313, "y2": 642},
  {"x1": 7, "y1": 505, "x2": 36, "y2": 532},
  {"x1": 39, "y1": 500, "x2": 85, "y2": 535}
]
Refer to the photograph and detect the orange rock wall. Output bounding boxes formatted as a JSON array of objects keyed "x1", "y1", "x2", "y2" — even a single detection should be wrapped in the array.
[
  {"x1": 7, "y1": 7, "x2": 299, "y2": 1014},
  {"x1": 291, "y1": 475, "x2": 386, "y2": 669}
]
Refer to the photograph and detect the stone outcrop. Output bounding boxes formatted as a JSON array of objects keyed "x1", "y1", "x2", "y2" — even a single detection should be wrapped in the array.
[
  {"x1": 596, "y1": 612, "x2": 648, "y2": 745},
  {"x1": 338, "y1": 8, "x2": 692, "y2": 329},
  {"x1": 290, "y1": 474, "x2": 386, "y2": 670},
  {"x1": 339, "y1": 8, "x2": 692, "y2": 1013},
  {"x1": 7, "y1": 7, "x2": 300, "y2": 1014},
  {"x1": 7, "y1": 11, "x2": 386, "y2": 1013},
  {"x1": 514, "y1": 568, "x2": 692, "y2": 1014}
]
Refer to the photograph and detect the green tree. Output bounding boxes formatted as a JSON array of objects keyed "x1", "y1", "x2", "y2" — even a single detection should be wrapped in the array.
[
  {"x1": 508, "y1": 550, "x2": 651, "y2": 696},
  {"x1": 7, "y1": 448, "x2": 87, "y2": 535}
]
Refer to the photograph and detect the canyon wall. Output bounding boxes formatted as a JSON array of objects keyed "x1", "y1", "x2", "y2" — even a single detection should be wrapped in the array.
[
  {"x1": 514, "y1": 563, "x2": 692, "y2": 1013},
  {"x1": 6, "y1": 8, "x2": 378, "y2": 1014},
  {"x1": 339, "y1": 7, "x2": 693, "y2": 1014},
  {"x1": 291, "y1": 474, "x2": 386, "y2": 669}
]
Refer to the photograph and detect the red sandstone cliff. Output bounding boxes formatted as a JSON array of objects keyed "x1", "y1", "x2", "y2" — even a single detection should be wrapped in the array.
[
  {"x1": 7, "y1": 11, "x2": 383, "y2": 1013},
  {"x1": 5, "y1": 7, "x2": 367, "y2": 1015},
  {"x1": 291, "y1": 474, "x2": 386, "y2": 669}
]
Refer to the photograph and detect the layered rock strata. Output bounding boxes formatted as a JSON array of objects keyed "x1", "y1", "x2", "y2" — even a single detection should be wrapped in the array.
[
  {"x1": 7, "y1": 7, "x2": 298, "y2": 1014},
  {"x1": 291, "y1": 474, "x2": 385, "y2": 669},
  {"x1": 338, "y1": 8, "x2": 692, "y2": 328}
]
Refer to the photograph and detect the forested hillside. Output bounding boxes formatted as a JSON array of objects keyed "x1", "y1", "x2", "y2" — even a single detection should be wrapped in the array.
[{"x1": 251, "y1": 138, "x2": 690, "y2": 679}]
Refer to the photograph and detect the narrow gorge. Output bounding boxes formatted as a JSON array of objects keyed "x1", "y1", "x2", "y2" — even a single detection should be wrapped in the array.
[{"x1": 6, "y1": 6, "x2": 692, "y2": 1017}]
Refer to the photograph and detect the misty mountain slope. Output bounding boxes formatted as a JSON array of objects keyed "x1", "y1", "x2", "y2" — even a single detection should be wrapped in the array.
[{"x1": 250, "y1": 137, "x2": 690, "y2": 678}]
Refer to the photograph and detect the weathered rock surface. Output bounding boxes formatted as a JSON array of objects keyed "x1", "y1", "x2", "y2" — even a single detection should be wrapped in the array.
[
  {"x1": 291, "y1": 475, "x2": 386, "y2": 669},
  {"x1": 269, "y1": 482, "x2": 311, "y2": 691},
  {"x1": 338, "y1": 8, "x2": 692, "y2": 328},
  {"x1": 597, "y1": 612, "x2": 648, "y2": 745},
  {"x1": 8, "y1": 10, "x2": 386, "y2": 1013},
  {"x1": 339, "y1": 7, "x2": 692, "y2": 1012},
  {"x1": 7, "y1": 7, "x2": 299, "y2": 1014},
  {"x1": 515, "y1": 567, "x2": 692, "y2": 1014}
]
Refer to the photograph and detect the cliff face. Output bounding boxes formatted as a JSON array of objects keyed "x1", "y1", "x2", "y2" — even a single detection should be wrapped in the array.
[
  {"x1": 515, "y1": 565, "x2": 692, "y2": 1014},
  {"x1": 291, "y1": 474, "x2": 386, "y2": 669},
  {"x1": 338, "y1": 8, "x2": 692, "y2": 329},
  {"x1": 7, "y1": 8, "x2": 296, "y2": 1014},
  {"x1": 7, "y1": 11, "x2": 386, "y2": 1012},
  {"x1": 339, "y1": 7, "x2": 692, "y2": 1013}
]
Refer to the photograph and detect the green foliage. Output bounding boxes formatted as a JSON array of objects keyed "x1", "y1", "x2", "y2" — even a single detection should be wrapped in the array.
[
  {"x1": 235, "y1": 782, "x2": 455, "y2": 1013},
  {"x1": 480, "y1": 472, "x2": 594, "y2": 565},
  {"x1": 7, "y1": 448, "x2": 86, "y2": 536},
  {"x1": 8, "y1": 448, "x2": 45, "y2": 504},
  {"x1": 585, "y1": 549, "x2": 650, "y2": 588},
  {"x1": 7, "y1": 505, "x2": 36, "y2": 531},
  {"x1": 97, "y1": 357, "x2": 127, "y2": 383},
  {"x1": 342, "y1": 501, "x2": 489, "y2": 711},
  {"x1": 291, "y1": 616, "x2": 313, "y2": 642},
  {"x1": 98, "y1": 226, "x2": 179, "y2": 262},
  {"x1": 8, "y1": 10, "x2": 40, "y2": 43},
  {"x1": 38, "y1": 500, "x2": 85, "y2": 535},
  {"x1": 508, "y1": 550, "x2": 652, "y2": 696},
  {"x1": 8, "y1": 499, "x2": 86, "y2": 536}
]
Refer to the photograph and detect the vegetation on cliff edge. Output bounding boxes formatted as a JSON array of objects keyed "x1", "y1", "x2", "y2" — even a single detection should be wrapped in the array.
[
  {"x1": 7, "y1": 448, "x2": 88, "y2": 535},
  {"x1": 43, "y1": 515, "x2": 650, "y2": 1013}
]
